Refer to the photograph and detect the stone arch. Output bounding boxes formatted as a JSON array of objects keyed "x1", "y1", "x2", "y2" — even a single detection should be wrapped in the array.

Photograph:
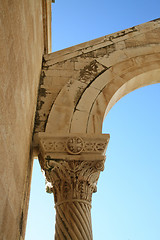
[
  {"x1": 78, "y1": 61, "x2": 160, "y2": 134},
  {"x1": 44, "y1": 49, "x2": 160, "y2": 135},
  {"x1": 34, "y1": 19, "x2": 160, "y2": 240},
  {"x1": 34, "y1": 19, "x2": 160, "y2": 135}
]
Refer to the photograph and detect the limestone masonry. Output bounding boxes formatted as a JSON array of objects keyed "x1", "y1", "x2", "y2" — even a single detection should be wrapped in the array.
[{"x1": 0, "y1": 0, "x2": 160, "y2": 239}]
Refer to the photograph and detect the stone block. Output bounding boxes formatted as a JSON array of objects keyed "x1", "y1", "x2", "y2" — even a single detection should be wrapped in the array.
[
  {"x1": 47, "y1": 60, "x2": 75, "y2": 70},
  {"x1": 76, "y1": 87, "x2": 100, "y2": 112},
  {"x1": 97, "y1": 49, "x2": 128, "y2": 67},
  {"x1": 70, "y1": 110, "x2": 89, "y2": 133},
  {"x1": 90, "y1": 69, "x2": 113, "y2": 90},
  {"x1": 46, "y1": 104, "x2": 73, "y2": 133},
  {"x1": 87, "y1": 92, "x2": 107, "y2": 134}
]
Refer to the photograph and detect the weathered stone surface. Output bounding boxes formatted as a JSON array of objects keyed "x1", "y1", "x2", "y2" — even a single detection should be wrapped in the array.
[
  {"x1": 35, "y1": 19, "x2": 160, "y2": 136},
  {"x1": 0, "y1": 0, "x2": 44, "y2": 239}
]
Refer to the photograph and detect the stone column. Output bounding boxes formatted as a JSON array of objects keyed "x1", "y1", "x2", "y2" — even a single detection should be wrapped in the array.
[{"x1": 37, "y1": 133, "x2": 110, "y2": 240}]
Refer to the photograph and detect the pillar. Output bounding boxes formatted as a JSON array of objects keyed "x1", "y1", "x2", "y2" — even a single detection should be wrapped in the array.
[{"x1": 36, "y1": 133, "x2": 110, "y2": 240}]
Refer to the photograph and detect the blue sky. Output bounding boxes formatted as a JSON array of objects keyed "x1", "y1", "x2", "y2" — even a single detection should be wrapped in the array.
[{"x1": 26, "y1": 1, "x2": 160, "y2": 239}]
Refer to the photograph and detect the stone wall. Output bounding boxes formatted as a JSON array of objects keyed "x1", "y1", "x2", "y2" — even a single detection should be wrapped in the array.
[{"x1": 0, "y1": 0, "x2": 44, "y2": 239}]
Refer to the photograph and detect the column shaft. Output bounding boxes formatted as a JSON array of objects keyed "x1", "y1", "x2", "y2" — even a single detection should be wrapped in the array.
[{"x1": 55, "y1": 201, "x2": 92, "y2": 240}]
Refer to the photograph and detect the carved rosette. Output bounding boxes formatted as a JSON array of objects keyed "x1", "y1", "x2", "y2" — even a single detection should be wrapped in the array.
[{"x1": 36, "y1": 133, "x2": 110, "y2": 240}]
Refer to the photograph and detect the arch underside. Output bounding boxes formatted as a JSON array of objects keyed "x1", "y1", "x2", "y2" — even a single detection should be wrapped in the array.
[{"x1": 35, "y1": 19, "x2": 160, "y2": 136}]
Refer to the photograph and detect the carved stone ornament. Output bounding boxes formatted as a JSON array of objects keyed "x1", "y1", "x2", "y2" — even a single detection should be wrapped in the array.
[
  {"x1": 36, "y1": 133, "x2": 110, "y2": 240},
  {"x1": 66, "y1": 136, "x2": 84, "y2": 154},
  {"x1": 35, "y1": 133, "x2": 109, "y2": 158},
  {"x1": 36, "y1": 133, "x2": 109, "y2": 194}
]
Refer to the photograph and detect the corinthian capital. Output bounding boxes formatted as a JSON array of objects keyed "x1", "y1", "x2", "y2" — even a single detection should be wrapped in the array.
[{"x1": 36, "y1": 133, "x2": 109, "y2": 203}]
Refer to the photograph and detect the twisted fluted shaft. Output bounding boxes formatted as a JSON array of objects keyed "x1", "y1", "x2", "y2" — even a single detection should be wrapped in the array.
[{"x1": 55, "y1": 201, "x2": 92, "y2": 240}]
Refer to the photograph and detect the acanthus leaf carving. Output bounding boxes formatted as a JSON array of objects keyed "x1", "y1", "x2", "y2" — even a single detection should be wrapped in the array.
[
  {"x1": 44, "y1": 159, "x2": 105, "y2": 204},
  {"x1": 37, "y1": 133, "x2": 109, "y2": 203}
]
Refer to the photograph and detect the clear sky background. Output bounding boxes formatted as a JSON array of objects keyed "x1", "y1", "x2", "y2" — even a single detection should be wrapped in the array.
[{"x1": 26, "y1": 1, "x2": 160, "y2": 239}]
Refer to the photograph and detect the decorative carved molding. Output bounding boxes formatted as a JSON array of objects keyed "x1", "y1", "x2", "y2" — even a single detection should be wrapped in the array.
[{"x1": 36, "y1": 133, "x2": 109, "y2": 155}]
